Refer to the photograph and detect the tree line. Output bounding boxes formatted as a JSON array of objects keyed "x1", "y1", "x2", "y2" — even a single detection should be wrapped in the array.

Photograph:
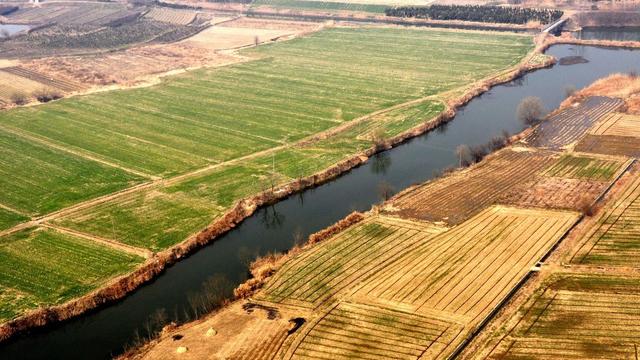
[{"x1": 385, "y1": 5, "x2": 563, "y2": 25}]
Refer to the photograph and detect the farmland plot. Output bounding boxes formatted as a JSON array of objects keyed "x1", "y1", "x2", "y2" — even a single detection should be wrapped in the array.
[
  {"x1": 522, "y1": 96, "x2": 623, "y2": 149},
  {"x1": 576, "y1": 134, "x2": 640, "y2": 158},
  {"x1": 55, "y1": 164, "x2": 291, "y2": 251},
  {"x1": 144, "y1": 8, "x2": 197, "y2": 25},
  {"x1": 386, "y1": 148, "x2": 557, "y2": 224},
  {"x1": 354, "y1": 206, "x2": 578, "y2": 324},
  {"x1": 0, "y1": 227, "x2": 143, "y2": 322},
  {"x1": 257, "y1": 216, "x2": 447, "y2": 309},
  {"x1": 576, "y1": 113, "x2": 640, "y2": 158},
  {"x1": 56, "y1": 99, "x2": 444, "y2": 251},
  {"x1": 252, "y1": 0, "x2": 390, "y2": 13},
  {"x1": 589, "y1": 112, "x2": 640, "y2": 137},
  {"x1": 0, "y1": 127, "x2": 143, "y2": 216},
  {"x1": 286, "y1": 301, "x2": 465, "y2": 360},
  {"x1": 255, "y1": 206, "x2": 577, "y2": 359},
  {"x1": 0, "y1": 208, "x2": 28, "y2": 232},
  {"x1": 500, "y1": 154, "x2": 627, "y2": 211},
  {"x1": 0, "y1": 66, "x2": 82, "y2": 93},
  {"x1": 570, "y1": 171, "x2": 640, "y2": 266},
  {"x1": 486, "y1": 273, "x2": 640, "y2": 360}
]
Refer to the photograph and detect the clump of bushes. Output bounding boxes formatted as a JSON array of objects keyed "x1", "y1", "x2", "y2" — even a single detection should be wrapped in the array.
[
  {"x1": 455, "y1": 130, "x2": 511, "y2": 167},
  {"x1": 385, "y1": 5, "x2": 563, "y2": 25},
  {"x1": 34, "y1": 88, "x2": 63, "y2": 103},
  {"x1": 10, "y1": 91, "x2": 28, "y2": 105}
]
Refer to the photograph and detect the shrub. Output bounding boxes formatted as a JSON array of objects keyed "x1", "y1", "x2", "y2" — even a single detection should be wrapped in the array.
[
  {"x1": 10, "y1": 91, "x2": 28, "y2": 105},
  {"x1": 34, "y1": 88, "x2": 63, "y2": 103}
]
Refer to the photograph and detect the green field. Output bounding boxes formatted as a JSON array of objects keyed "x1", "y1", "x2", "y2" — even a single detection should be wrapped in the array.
[
  {"x1": 0, "y1": 27, "x2": 533, "y2": 317},
  {"x1": 0, "y1": 127, "x2": 143, "y2": 216},
  {"x1": 252, "y1": 0, "x2": 390, "y2": 13},
  {"x1": 542, "y1": 154, "x2": 623, "y2": 181},
  {"x1": 0, "y1": 208, "x2": 28, "y2": 232},
  {"x1": 50, "y1": 28, "x2": 531, "y2": 251},
  {"x1": 0, "y1": 227, "x2": 143, "y2": 321}
]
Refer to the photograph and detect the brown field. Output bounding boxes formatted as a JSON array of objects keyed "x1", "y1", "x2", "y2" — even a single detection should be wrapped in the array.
[
  {"x1": 256, "y1": 216, "x2": 447, "y2": 310},
  {"x1": 522, "y1": 96, "x2": 624, "y2": 149},
  {"x1": 19, "y1": 19, "x2": 318, "y2": 86},
  {"x1": 576, "y1": 134, "x2": 640, "y2": 158},
  {"x1": 139, "y1": 206, "x2": 577, "y2": 360},
  {"x1": 144, "y1": 8, "x2": 197, "y2": 25},
  {"x1": 0, "y1": 70, "x2": 47, "y2": 102},
  {"x1": 183, "y1": 26, "x2": 299, "y2": 51},
  {"x1": 21, "y1": 43, "x2": 236, "y2": 86},
  {"x1": 0, "y1": 66, "x2": 82, "y2": 92},
  {"x1": 589, "y1": 112, "x2": 640, "y2": 137},
  {"x1": 574, "y1": 112, "x2": 640, "y2": 157},
  {"x1": 385, "y1": 148, "x2": 557, "y2": 224},
  {"x1": 285, "y1": 301, "x2": 466, "y2": 360},
  {"x1": 352, "y1": 207, "x2": 578, "y2": 325},
  {"x1": 5, "y1": 3, "x2": 133, "y2": 26},
  {"x1": 483, "y1": 272, "x2": 640, "y2": 360}
]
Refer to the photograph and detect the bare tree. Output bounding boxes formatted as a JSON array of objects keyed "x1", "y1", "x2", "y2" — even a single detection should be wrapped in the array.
[
  {"x1": 517, "y1": 96, "x2": 545, "y2": 126},
  {"x1": 377, "y1": 181, "x2": 394, "y2": 201},
  {"x1": 10, "y1": 91, "x2": 28, "y2": 105},
  {"x1": 564, "y1": 85, "x2": 577, "y2": 99},
  {"x1": 455, "y1": 144, "x2": 471, "y2": 167}
]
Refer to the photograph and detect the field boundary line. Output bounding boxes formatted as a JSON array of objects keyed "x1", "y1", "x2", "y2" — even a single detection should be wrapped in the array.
[
  {"x1": 0, "y1": 124, "x2": 158, "y2": 180},
  {"x1": 43, "y1": 223, "x2": 153, "y2": 259},
  {"x1": 0, "y1": 203, "x2": 30, "y2": 218}
]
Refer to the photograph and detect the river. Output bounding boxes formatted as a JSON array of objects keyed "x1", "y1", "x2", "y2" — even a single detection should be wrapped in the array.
[
  {"x1": 577, "y1": 26, "x2": 640, "y2": 42},
  {"x1": 0, "y1": 24, "x2": 29, "y2": 37},
  {"x1": 2, "y1": 44, "x2": 639, "y2": 360}
]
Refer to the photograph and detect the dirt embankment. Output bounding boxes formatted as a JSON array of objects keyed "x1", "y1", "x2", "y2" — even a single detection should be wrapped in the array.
[
  {"x1": 0, "y1": 37, "x2": 555, "y2": 344},
  {"x1": 560, "y1": 73, "x2": 640, "y2": 112}
]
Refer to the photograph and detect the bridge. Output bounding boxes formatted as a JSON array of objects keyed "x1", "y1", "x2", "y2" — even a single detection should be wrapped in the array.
[{"x1": 543, "y1": 18, "x2": 568, "y2": 34}]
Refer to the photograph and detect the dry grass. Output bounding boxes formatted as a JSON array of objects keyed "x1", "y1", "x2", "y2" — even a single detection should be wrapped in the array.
[{"x1": 562, "y1": 73, "x2": 640, "y2": 107}]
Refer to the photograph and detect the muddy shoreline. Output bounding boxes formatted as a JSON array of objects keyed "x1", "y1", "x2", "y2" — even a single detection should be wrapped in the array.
[{"x1": 0, "y1": 42, "x2": 554, "y2": 345}]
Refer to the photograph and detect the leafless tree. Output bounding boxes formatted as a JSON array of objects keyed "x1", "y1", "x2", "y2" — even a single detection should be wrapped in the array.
[{"x1": 517, "y1": 96, "x2": 545, "y2": 126}]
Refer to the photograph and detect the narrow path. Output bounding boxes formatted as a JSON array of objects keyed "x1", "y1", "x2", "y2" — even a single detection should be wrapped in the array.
[
  {"x1": 0, "y1": 203, "x2": 30, "y2": 217},
  {"x1": 43, "y1": 224, "x2": 153, "y2": 259}
]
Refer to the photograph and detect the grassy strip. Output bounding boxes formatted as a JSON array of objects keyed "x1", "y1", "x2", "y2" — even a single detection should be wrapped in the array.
[{"x1": 0, "y1": 127, "x2": 144, "y2": 216}]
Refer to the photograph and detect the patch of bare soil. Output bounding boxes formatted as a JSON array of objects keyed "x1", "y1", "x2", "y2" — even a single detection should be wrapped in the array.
[
  {"x1": 219, "y1": 17, "x2": 320, "y2": 31},
  {"x1": 129, "y1": 301, "x2": 301, "y2": 360},
  {"x1": 500, "y1": 177, "x2": 606, "y2": 210},
  {"x1": 21, "y1": 43, "x2": 235, "y2": 86}
]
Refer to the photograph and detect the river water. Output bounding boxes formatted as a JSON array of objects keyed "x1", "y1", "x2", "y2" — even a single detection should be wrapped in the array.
[
  {"x1": 0, "y1": 24, "x2": 29, "y2": 37},
  {"x1": 2, "y1": 44, "x2": 639, "y2": 360},
  {"x1": 577, "y1": 26, "x2": 640, "y2": 42}
]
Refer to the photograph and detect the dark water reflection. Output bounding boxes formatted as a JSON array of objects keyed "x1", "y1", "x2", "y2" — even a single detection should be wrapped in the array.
[
  {"x1": 577, "y1": 27, "x2": 640, "y2": 42},
  {"x1": 2, "y1": 44, "x2": 639, "y2": 360}
]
